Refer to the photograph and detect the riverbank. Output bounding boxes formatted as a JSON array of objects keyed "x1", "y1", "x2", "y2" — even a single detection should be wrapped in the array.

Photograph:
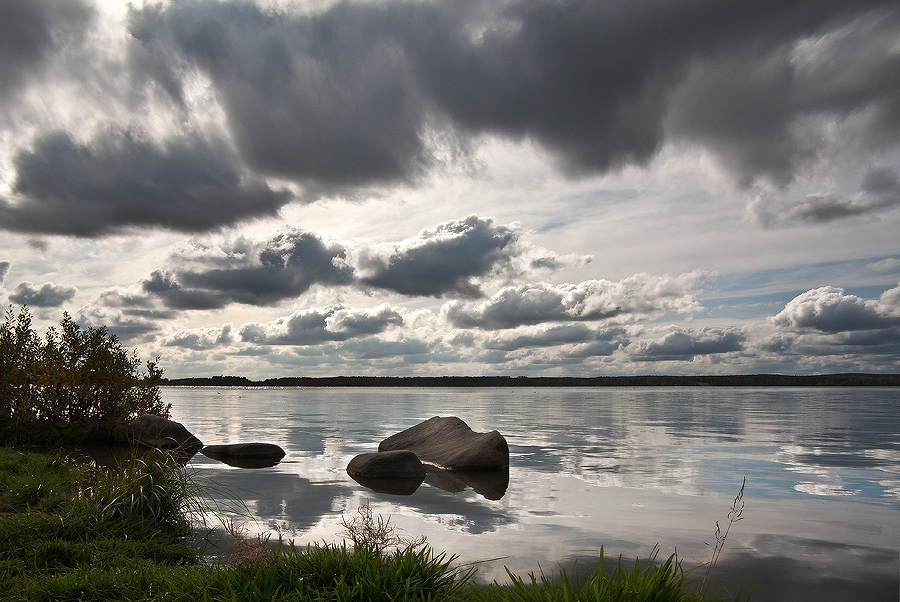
[{"x1": 0, "y1": 447, "x2": 742, "y2": 602}]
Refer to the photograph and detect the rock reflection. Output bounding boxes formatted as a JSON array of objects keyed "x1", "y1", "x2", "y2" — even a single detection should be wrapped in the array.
[
  {"x1": 397, "y1": 484, "x2": 515, "y2": 535},
  {"x1": 424, "y1": 465, "x2": 509, "y2": 500},
  {"x1": 348, "y1": 473, "x2": 425, "y2": 496}
]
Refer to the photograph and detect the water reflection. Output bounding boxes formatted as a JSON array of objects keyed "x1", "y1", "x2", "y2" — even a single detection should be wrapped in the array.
[
  {"x1": 165, "y1": 386, "x2": 900, "y2": 601},
  {"x1": 199, "y1": 466, "x2": 347, "y2": 533},
  {"x1": 694, "y1": 534, "x2": 900, "y2": 602}
]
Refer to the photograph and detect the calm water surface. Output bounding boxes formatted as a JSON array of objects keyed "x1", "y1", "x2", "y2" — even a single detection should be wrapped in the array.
[{"x1": 163, "y1": 387, "x2": 900, "y2": 601}]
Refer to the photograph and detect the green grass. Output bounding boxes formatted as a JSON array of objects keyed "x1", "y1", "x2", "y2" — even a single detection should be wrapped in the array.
[
  {"x1": 0, "y1": 448, "x2": 743, "y2": 602},
  {"x1": 474, "y1": 549, "x2": 737, "y2": 602},
  {"x1": 0, "y1": 448, "x2": 200, "y2": 601}
]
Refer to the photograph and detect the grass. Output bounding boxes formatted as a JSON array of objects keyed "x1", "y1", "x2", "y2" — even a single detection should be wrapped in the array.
[
  {"x1": 476, "y1": 548, "x2": 714, "y2": 602},
  {"x1": 0, "y1": 448, "x2": 744, "y2": 602},
  {"x1": 0, "y1": 448, "x2": 200, "y2": 601}
]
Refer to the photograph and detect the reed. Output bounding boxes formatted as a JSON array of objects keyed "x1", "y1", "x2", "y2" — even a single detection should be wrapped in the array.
[{"x1": 700, "y1": 477, "x2": 746, "y2": 597}]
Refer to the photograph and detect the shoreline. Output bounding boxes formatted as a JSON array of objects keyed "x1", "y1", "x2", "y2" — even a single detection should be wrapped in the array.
[{"x1": 161, "y1": 373, "x2": 900, "y2": 387}]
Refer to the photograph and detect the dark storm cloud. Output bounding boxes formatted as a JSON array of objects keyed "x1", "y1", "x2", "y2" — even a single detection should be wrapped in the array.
[
  {"x1": 789, "y1": 169, "x2": 900, "y2": 224},
  {"x1": 142, "y1": 227, "x2": 353, "y2": 309},
  {"x1": 359, "y1": 215, "x2": 517, "y2": 298},
  {"x1": 772, "y1": 285, "x2": 900, "y2": 333},
  {"x1": 141, "y1": 270, "x2": 226, "y2": 310},
  {"x1": 8, "y1": 281, "x2": 77, "y2": 307},
  {"x1": 629, "y1": 327, "x2": 746, "y2": 360},
  {"x1": 0, "y1": 130, "x2": 290, "y2": 236},
  {"x1": 129, "y1": 0, "x2": 431, "y2": 186},
  {"x1": 668, "y1": 7, "x2": 900, "y2": 186},
  {"x1": 750, "y1": 167, "x2": 900, "y2": 226},
  {"x1": 72, "y1": 299, "x2": 174, "y2": 343},
  {"x1": 129, "y1": 0, "x2": 899, "y2": 195},
  {"x1": 0, "y1": 0, "x2": 92, "y2": 100},
  {"x1": 95, "y1": 289, "x2": 175, "y2": 319},
  {"x1": 444, "y1": 273, "x2": 704, "y2": 329},
  {"x1": 239, "y1": 304, "x2": 403, "y2": 345}
]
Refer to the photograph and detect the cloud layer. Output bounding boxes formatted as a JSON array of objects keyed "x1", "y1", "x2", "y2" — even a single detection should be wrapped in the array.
[
  {"x1": 1, "y1": 0, "x2": 898, "y2": 236},
  {"x1": 0, "y1": 0, "x2": 897, "y2": 378}
]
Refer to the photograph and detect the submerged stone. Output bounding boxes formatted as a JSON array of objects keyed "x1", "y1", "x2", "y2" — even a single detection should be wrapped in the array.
[{"x1": 201, "y1": 442, "x2": 286, "y2": 468}]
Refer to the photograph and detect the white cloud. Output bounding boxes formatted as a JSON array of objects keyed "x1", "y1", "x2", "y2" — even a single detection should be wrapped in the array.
[
  {"x1": 443, "y1": 272, "x2": 708, "y2": 330},
  {"x1": 771, "y1": 284, "x2": 900, "y2": 333}
]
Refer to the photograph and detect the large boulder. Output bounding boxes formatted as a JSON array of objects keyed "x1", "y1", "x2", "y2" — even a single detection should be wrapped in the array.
[
  {"x1": 128, "y1": 414, "x2": 202, "y2": 450},
  {"x1": 378, "y1": 416, "x2": 509, "y2": 470},
  {"x1": 200, "y1": 442, "x2": 286, "y2": 468}
]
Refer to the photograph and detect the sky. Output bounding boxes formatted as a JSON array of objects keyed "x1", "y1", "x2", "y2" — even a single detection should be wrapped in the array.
[{"x1": 1, "y1": 0, "x2": 899, "y2": 379}]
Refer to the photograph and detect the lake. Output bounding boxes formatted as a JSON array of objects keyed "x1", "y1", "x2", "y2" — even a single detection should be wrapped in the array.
[{"x1": 163, "y1": 386, "x2": 899, "y2": 601}]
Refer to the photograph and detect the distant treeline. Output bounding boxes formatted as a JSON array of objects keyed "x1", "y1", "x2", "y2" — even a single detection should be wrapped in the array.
[{"x1": 161, "y1": 373, "x2": 900, "y2": 387}]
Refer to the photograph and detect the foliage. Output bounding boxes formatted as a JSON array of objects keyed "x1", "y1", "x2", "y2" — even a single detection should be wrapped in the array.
[{"x1": 0, "y1": 306, "x2": 168, "y2": 445}]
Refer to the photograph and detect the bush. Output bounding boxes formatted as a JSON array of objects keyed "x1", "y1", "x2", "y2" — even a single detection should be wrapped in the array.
[{"x1": 0, "y1": 306, "x2": 169, "y2": 445}]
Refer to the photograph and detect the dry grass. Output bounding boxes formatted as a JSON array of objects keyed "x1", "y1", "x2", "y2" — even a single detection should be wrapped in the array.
[
  {"x1": 219, "y1": 518, "x2": 274, "y2": 567},
  {"x1": 340, "y1": 501, "x2": 427, "y2": 554}
]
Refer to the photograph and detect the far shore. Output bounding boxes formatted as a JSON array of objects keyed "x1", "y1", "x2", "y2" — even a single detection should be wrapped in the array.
[{"x1": 161, "y1": 373, "x2": 900, "y2": 388}]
